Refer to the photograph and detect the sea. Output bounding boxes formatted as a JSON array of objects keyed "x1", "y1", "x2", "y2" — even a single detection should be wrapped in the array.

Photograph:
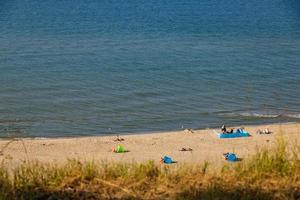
[{"x1": 0, "y1": 0, "x2": 300, "y2": 137}]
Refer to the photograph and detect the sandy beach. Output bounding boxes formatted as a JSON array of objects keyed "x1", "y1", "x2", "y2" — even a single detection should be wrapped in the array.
[{"x1": 0, "y1": 123, "x2": 299, "y2": 168}]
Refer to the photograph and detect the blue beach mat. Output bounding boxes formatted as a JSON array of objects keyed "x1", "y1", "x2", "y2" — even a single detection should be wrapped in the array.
[{"x1": 214, "y1": 129, "x2": 250, "y2": 138}]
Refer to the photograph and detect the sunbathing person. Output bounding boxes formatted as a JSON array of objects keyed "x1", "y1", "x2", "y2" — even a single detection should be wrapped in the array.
[
  {"x1": 180, "y1": 147, "x2": 193, "y2": 151},
  {"x1": 221, "y1": 125, "x2": 234, "y2": 134},
  {"x1": 221, "y1": 125, "x2": 227, "y2": 133}
]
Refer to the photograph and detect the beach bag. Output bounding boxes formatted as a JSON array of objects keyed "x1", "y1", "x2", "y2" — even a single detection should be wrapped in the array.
[
  {"x1": 225, "y1": 153, "x2": 237, "y2": 162},
  {"x1": 115, "y1": 145, "x2": 125, "y2": 153},
  {"x1": 163, "y1": 156, "x2": 173, "y2": 164}
]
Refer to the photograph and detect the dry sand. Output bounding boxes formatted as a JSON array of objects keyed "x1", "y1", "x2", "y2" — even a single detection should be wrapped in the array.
[{"x1": 0, "y1": 123, "x2": 299, "y2": 169}]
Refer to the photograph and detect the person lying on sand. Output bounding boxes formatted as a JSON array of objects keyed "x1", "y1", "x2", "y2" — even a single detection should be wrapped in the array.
[
  {"x1": 179, "y1": 147, "x2": 193, "y2": 151},
  {"x1": 184, "y1": 128, "x2": 194, "y2": 133},
  {"x1": 114, "y1": 135, "x2": 124, "y2": 141},
  {"x1": 256, "y1": 128, "x2": 272, "y2": 134}
]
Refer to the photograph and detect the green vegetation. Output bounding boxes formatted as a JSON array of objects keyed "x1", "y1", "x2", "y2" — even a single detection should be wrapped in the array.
[{"x1": 0, "y1": 137, "x2": 299, "y2": 200}]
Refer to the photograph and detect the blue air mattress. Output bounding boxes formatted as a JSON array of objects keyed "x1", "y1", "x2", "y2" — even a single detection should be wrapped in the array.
[{"x1": 216, "y1": 129, "x2": 250, "y2": 138}]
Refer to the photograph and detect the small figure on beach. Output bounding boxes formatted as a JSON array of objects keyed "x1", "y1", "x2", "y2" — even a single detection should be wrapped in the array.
[
  {"x1": 236, "y1": 128, "x2": 242, "y2": 133},
  {"x1": 179, "y1": 147, "x2": 193, "y2": 152},
  {"x1": 114, "y1": 135, "x2": 124, "y2": 142},
  {"x1": 256, "y1": 128, "x2": 272, "y2": 134},
  {"x1": 184, "y1": 128, "x2": 194, "y2": 133},
  {"x1": 221, "y1": 125, "x2": 234, "y2": 134},
  {"x1": 221, "y1": 125, "x2": 226, "y2": 133}
]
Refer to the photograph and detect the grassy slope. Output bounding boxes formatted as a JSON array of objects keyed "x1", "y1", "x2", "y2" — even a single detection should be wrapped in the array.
[{"x1": 0, "y1": 137, "x2": 299, "y2": 200}]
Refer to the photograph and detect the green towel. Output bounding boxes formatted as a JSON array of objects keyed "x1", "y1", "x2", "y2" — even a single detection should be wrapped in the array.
[{"x1": 115, "y1": 145, "x2": 125, "y2": 153}]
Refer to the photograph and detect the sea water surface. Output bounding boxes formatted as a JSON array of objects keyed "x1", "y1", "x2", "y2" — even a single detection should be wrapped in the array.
[{"x1": 0, "y1": 0, "x2": 300, "y2": 137}]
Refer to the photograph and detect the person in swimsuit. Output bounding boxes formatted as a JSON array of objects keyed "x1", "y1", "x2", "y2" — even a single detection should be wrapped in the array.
[{"x1": 221, "y1": 125, "x2": 227, "y2": 133}]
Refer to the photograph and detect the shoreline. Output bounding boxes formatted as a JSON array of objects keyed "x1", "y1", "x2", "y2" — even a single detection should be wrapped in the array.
[{"x1": 0, "y1": 122, "x2": 299, "y2": 169}]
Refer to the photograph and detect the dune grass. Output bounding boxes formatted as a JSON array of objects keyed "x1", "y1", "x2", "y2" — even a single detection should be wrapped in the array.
[{"x1": 0, "y1": 137, "x2": 299, "y2": 200}]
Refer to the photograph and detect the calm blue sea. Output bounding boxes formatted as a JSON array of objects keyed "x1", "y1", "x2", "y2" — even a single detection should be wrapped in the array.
[{"x1": 0, "y1": 0, "x2": 300, "y2": 137}]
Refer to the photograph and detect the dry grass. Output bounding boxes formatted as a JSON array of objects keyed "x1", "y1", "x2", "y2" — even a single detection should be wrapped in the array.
[{"x1": 0, "y1": 137, "x2": 299, "y2": 200}]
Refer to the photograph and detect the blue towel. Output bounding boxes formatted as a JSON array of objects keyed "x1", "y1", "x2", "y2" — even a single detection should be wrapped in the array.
[
  {"x1": 225, "y1": 153, "x2": 238, "y2": 162},
  {"x1": 163, "y1": 156, "x2": 173, "y2": 164}
]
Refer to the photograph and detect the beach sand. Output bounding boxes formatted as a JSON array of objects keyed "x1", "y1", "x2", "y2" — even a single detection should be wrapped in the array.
[{"x1": 0, "y1": 123, "x2": 299, "y2": 169}]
